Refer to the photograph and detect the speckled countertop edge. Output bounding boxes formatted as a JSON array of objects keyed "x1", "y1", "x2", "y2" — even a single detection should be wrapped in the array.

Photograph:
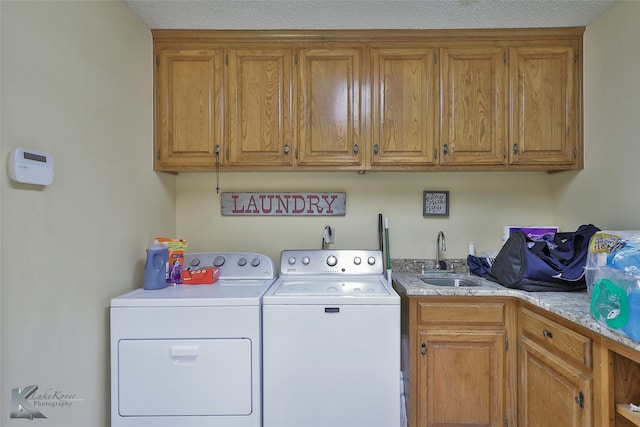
[{"x1": 393, "y1": 271, "x2": 640, "y2": 353}]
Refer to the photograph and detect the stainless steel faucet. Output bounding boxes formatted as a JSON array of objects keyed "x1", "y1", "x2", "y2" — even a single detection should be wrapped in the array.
[{"x1": 436, "y1": 231, "x2": 447, "y2": 270}]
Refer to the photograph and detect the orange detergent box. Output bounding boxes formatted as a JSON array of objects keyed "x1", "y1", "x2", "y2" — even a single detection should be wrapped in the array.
[
  {"x1": 181, "y1": 267, "x2": 220, "y2": 285},
  {"x1": 155, "y1": 238, "x2": 187, "y2": 284}
]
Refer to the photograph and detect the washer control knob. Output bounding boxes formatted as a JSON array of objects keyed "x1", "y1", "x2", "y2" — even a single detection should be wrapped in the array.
[
  {"x1": 213, "y1": 256, "x2": 226, "y2": 267},
  {"x1": 190, "y1": 258, "x2": 201, "y2": 267},
  {"x1": 354, "y1": 257, "x2": 362, "y2": 265},
  {"x1": 302, "y1": 256, "x2": 311, "y2": 265},
  {"x1": 251, "y1": 257, "x2": 261, "y2": 267},
  {"x1": 368, "y1": 256, "x2": 376, "y2": 266},
  {"x1": 326, "y1": 255, "x2": 338, "y2": 267},
  {"x1": 288, "y1": 256, "x2": 296, "y2": 265},
  {"x1": 238, "y1": 257, "x2": 247, "y2": 267}
]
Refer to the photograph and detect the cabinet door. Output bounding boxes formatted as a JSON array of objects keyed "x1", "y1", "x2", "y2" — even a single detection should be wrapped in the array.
[
  {"x1": 227, "y1": 48, "x2": 293, "y2": 167},
  {"x1": 440, "y1": 46, "x2": 507, "y2": 165},
  {"x1": 371, "y1": 47, "x2": 438, "y2": 166},
  {"x1": 296, "y1": 47, "x2": 363, "y2": 168},
  {"x1": 155, "y1": 46, "x2": 224, "y2": 171},
  {"x1": 509, "y1": 45, "x2": 578, "y2": 166},
  {"x1": 519, "y1": 337, "x2": 592, "y2": 427},
  {"x1": 417, "y1": 330, "x2": 506, "y2": 427}
]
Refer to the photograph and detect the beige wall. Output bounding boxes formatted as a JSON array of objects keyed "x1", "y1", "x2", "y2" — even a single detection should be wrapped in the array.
[
  {"x1": 1, "y1": 0, "x2": 638, "y2": 426},
  {"x1": 0, "y1": 1, "x2": 3, "y2": 421},
  {"x1": 551, "y1": 0, "x2": 640, "y2": 230},
  {"x1": 0, "y1": 2, "x2": 175, "y2": 426},
  {"x1": 177, "y1": 171, "x2": 555, "y2": 262}
]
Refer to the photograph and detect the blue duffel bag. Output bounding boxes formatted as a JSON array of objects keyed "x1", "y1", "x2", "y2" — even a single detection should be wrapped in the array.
[{"x1": 483, "y1": 224, "x2": 600, "y2": 292}]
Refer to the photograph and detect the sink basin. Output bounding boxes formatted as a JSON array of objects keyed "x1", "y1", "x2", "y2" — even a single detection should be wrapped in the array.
[{"x1": 419, "y1": 277, "x2": 480, "y2": 287}]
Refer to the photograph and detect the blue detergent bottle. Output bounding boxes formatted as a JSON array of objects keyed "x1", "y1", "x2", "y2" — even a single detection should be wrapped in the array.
[{"x1": 143, "y1": 239, "x2": 169, "y2": 290}]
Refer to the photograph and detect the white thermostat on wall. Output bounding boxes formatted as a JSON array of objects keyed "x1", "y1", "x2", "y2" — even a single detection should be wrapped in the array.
[{"x1": 8, "y1": 147, "x2": 54, "y2": 186}]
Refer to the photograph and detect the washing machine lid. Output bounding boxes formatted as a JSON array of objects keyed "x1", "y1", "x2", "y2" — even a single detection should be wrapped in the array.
[
  {"x1": 263, "y1": 277, "x2": 399, "y2": 305},
  {"x1": 274, "y1": 278, "x2": 389, "y2": 296},
  {"x1": 111, "y1": 279, "x2": 276, "y2": 307}
]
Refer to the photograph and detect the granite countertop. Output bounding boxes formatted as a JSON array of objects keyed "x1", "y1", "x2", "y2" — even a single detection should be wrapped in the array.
[{"x1": 393, "y1": 271, "x2": 640, "y2": 353}]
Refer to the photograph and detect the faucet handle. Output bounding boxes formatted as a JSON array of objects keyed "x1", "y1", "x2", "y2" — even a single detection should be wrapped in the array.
[
  {"x1": 413, "y1": 260, "x2": 425, "y2": 274},
  {"x1": 450, "y1": 260, "x2": 470, "y2": 274}
]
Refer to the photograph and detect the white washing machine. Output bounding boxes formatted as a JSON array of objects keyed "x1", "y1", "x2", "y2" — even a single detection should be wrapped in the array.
[
  {"x1": 110, "y1": 252, "x2": 276, "y2": 427},
  {"x1": 262, "y1": 249, "x2": 400, "y2": 427}
]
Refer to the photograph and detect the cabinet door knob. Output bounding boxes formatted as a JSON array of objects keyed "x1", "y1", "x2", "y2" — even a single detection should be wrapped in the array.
[
  {"x1": 443, "y1": 144, "x2": 449, "y2": 156},
  {"x1": 513, "y1": 143, "x2": 520, "y2": 155},
  {"x1": 353, "y1": 144, "x2": 359, "y2": 155},
  {"x1": 543, "y1": 329, "x2": 553, "y2": 338},
  {"x1": 373, "y1": 144, "x2": 379, "y2": 155},
  {"x1": 421, "y1": 342, "x2": 427, "y2": 355},
  {"x1": 284, "y1": 144, "x2": 290, "y2": 155}
]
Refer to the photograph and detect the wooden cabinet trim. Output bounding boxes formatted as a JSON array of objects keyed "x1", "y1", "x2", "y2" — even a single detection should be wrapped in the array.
[{"x1": 152, "y1": 28, "x2": 585, "y2": 43}]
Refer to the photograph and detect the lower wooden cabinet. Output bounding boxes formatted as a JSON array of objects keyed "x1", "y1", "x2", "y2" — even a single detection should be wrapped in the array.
[
  {"x1": 519, "y1": 338, "x2": 592, "y2": 427},
  {"x1": 398, "y1": 290, "x2": 640, "y2": 427},
  {"x1": 608, "y1": 347, "x2": 640, "y2": 427},
  {"x1": 418, "y1": 330, "x2": 507, "y2": 426},
  {"x1": 399, "y1": 295, "x2": 603, "y2": 427},
  {"x1": 404, "y1": 297, "x2": 515, "y2": 427},
  {"x1": 518, "y1": 307, "x2": 593, "y2": 427}
]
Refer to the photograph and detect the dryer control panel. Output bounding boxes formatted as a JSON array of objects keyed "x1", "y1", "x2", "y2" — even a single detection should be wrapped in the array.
[{"x1": 185, "y1": 252, "x2": 275, "y2": 280}]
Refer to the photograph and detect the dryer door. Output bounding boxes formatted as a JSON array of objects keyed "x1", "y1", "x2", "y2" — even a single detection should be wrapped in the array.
[{"x1": 117, "y1": 338, "x2": 252, "y2": 416}]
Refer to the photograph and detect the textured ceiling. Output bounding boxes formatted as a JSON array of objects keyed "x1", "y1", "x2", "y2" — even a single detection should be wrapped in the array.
[{"x1": 125, "y1": 0, "x2": 620, "y2": 30}]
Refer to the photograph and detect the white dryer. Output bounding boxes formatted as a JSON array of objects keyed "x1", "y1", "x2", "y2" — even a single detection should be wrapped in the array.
[{"x1": 110, "y1": 252, "x2": 276, "y2": 427}]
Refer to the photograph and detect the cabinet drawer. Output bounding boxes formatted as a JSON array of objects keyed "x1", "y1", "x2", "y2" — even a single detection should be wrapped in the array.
[
  {"x1": 417, "y1": 301, "x2": 506, "y2": 325},
  {"x1": 520, "y1": 307, "x2": 592, "y2": 370}
]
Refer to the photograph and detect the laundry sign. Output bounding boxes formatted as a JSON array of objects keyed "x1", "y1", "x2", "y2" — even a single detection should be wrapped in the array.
[{"x1": 221, "y1": 192, "x2": 346, "y2": 216}]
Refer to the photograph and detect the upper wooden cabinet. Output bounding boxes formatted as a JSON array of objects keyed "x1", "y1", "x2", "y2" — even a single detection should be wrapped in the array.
[
  {"x1": 509, "y1": 43, "x2": 581, "y2": 168},
  {"x1": 370, "y1": 46, "x2": 438, "y2": 168},
  {"x1": 152, "y1": 29, "x2": 584, "y2": 172},
  {"x1": 154, "y1": 43, "x2": 224, "y2": 171},
  {"x1": 227, "y1": 48, "x2": 294, "y2": 168},
  {"x1": 440, "y1": 45, "x2": 507, "y2": 166},
  {"x1": 296, "y1": 46, "x2": 364, "y2": 169}
]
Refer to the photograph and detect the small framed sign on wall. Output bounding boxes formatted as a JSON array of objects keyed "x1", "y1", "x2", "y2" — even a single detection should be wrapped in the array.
[{"x1": 423, "y1": 191, "x2": 449, "y2": 217}]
